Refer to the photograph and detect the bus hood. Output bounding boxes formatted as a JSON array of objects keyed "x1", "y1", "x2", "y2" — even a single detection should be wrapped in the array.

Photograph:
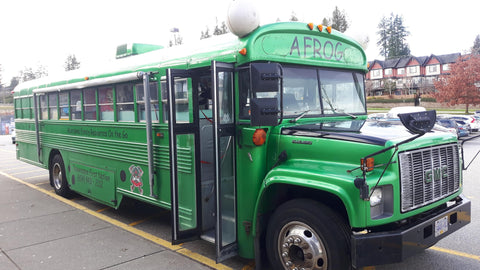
[{"x1": 280, "y1": 119, "x2": 450, "y2": 146}]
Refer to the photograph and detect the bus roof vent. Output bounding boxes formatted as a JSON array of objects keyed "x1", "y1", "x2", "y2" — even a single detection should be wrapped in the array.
[{"x1": 116, "y1": 43, "x2": 164, "y2": 59}]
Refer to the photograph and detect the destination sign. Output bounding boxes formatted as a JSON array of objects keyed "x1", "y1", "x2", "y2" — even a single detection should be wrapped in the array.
[{"x1": 259, "y1": 33, "x2": 365, "y2": 65}]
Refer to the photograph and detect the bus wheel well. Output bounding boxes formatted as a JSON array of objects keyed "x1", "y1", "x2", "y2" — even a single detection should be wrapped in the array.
[{"x1": 261, "y1": 184, "x2": 349, "y2": 223}]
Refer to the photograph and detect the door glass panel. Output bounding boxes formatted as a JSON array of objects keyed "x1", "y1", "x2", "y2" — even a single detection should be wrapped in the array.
[
  {"x1": 218, "y1": 72, "x2": 234, "y2": 124},
  {"x1": 176, "y1": 133, "x2": 197, "y2": 231},
  {"x1": 175, "y1": 79, "x2": 190, "y2": 123},
  {"x1": 220, "y1": 135, "x2": 235, "y2": 246}
]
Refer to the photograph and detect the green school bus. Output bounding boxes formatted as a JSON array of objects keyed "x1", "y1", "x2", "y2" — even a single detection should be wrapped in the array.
[{"x1": 13, "y1": 21, "x2": 470, "y2": 269}]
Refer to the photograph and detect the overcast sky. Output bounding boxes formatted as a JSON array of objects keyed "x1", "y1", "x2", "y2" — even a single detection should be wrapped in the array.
[{"x1": 0, "y1": 0, "x2": 478, "y2": 84}]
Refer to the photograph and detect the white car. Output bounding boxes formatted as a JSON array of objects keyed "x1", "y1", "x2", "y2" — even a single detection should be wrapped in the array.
[{"x1": 386, "y1": 106, "x2": 426, "y2": 119}]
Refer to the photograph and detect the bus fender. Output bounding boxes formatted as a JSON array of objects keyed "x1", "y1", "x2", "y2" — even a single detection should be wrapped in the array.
[{"x1": 251, "y1": 168, "x2": 361, "y2": 237}]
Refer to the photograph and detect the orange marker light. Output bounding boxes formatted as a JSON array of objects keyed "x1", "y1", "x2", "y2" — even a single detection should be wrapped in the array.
[
  {"x1": 361, "y1": 158, "x2": 375, "y2": 172},
  {"x1": 252, "y1": 129, "x2": 267, "y2": 146},
  {"x1": 239, "y1": 48, "x2": 247, "y2": 56},
  {"x1": 84, "y1": 76, "x2": 90, "y2": 80},
  {"x1": 317, "y1": 25, "x2": 323, "y2": 32},
  {"x1": 307, "y1": 23, "x2": 314, "y2": 30},
  {"x1": 326, "y1": 26, "x2": 332, "y2": 34}
]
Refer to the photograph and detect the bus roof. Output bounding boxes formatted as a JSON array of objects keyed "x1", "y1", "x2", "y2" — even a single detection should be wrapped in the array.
[{"x1": 13, "y1": 22, "x2": 367, "y2": 96}]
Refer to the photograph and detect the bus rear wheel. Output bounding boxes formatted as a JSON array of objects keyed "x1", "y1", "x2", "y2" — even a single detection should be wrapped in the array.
[
  {"x1": 266, "y1": 199, "x2": 351, "y2": 270},
  {"x1": 50, "y1": 154, "x2": 71, "y2": 197}
]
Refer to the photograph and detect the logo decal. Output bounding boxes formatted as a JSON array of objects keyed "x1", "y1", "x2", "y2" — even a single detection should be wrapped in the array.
[
  {"x1": 425, "y1": 165, "x2": 448, "y2": 184},
  {"x1": 129, "y1": 165, "x2": 144, "y2": 194}
]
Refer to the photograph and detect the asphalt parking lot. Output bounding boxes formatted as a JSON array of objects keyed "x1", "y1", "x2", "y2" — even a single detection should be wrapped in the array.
[{"x1": 1, "y1": 134, "x2": 479, "y2": 270}]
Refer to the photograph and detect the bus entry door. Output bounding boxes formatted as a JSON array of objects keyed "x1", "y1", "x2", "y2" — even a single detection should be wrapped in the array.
[
  {"x1": 211, "y1": 61, "x2": 238, "y2": 262},
  {"x1": 167, "y1": 69, "x2": 202, "y2": 244}
]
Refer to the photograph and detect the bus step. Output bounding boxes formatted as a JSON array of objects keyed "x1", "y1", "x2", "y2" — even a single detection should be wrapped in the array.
[{"x1": 200, "y1": 229, "x2": 215, "y2": 243}]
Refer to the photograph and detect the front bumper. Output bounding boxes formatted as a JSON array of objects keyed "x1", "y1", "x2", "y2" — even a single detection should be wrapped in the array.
[{"x1": 351, "y1": 195, "x2": 471, "y2": 268}]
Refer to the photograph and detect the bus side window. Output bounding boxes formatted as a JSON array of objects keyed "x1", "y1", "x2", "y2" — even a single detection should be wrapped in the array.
[
  {"x1": 59, "y1": 92, "x2": 69, "y2": 120},
  {"x1": 116, "y1": 83, "x2": 134, "y2": 122},
  {"x1": 70, "y1": 90, "x2": 82, "y2": 120},
  {"x1": 99, "y1": 86, "x2": 114, "y2": 121},
  {"x1": 14, "y1": 98, "x2": 21, "y2": 119},
  {"x1": 136, "y1": 82, "x2": 159, "y2": 122},
  {"x1": 48, "y1": 93, "x2": 58, "y2": 120},
  {"x1": 83, "y1": 88, "x2": 97, "y2": 121},
  {"x1": 39, "y1": 95, "x2": 48, "y2": 120},
  {"x1": 21, "y1": 97, "x2": 31, "y2": 119}
]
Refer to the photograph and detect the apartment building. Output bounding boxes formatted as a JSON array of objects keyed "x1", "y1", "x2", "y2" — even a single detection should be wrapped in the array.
[{"x1": 366, "y1": 53, "x2": 460, "y2": 96}]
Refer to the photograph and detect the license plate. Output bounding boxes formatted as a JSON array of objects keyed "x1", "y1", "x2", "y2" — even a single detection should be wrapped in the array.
[{"x1": 435, "y1": 216, "x2": 448, "y2": 237}]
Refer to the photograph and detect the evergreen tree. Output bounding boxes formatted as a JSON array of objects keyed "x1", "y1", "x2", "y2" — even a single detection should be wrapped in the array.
[
  {"x1": 64, "y1": 54, "x2": 81, "y2": 71},
  {"x1": 331, "y1": 6, "x2": 348, "y2": 33},
  {"x1": 377, "y1": 13, "x2": 410, "y2": 59},
  {"x1": 322, "y1": 18, "x2": 329, "y2": 26},
  {"x1": 290, "y1": 11, "x2": 298, "y2": 22},
  {"x1": 473, "y1": 34, "x2": 480, "y2": 55},
  {"x1": 376, "y1": 17, "x2": 390, "y2": 58},
  {"x1": 200, "y1": 26, "x2": 211, "y2": 40},
  {"x1": 202, "y1": 19, "x2": 229, "y2": 39},
  {"x1": 220, "y1": 21, "x2": 229, "y2": 34},
  {"x1": 9, "y1": 77, "x2": 19, "y2": 89},
  {"x1": 213, "y1": 19, "x2": 229, "y2": 36}
]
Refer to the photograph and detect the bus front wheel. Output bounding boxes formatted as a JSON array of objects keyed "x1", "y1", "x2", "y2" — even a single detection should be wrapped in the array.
[
  {"x1": 266, "y1": 199, "x2": 351, "y2": 270},
  {"x1": 50, "y1": 154, "x2": 71, "y2": 197}
]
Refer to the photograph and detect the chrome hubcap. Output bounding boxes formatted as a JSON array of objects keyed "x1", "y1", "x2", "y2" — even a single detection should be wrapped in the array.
[
  {"x1": 52, "y1": 163, "x2": 62, "y2": 190},
  {"x1": 278, "y1": 221, "x2": 327, "y2": 270}
]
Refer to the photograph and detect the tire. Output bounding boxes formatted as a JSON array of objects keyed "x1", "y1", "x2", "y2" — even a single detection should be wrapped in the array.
[
  {"x1": 50, "y1": 154, "x2": 71, "y2": 197},
  {"x1": 266, "y1": 199, "x2": 351, "y2": 270}
]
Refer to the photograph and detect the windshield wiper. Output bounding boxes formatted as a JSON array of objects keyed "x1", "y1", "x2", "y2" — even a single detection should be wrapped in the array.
[
  {"x1": 321, "y1": 86, "x2": 357, "y2": 119},
  {"x1": 336, "y1": 109, "x2": 358, "y2": 119},
  {"x1": 290, "y1": 110, "x2": 310, "y2": 123}
]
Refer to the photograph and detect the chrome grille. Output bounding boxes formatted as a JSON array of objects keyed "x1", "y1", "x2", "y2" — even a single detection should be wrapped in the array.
[{"x1": 398, "y1": 143, "x2": 460, "y2": 212}]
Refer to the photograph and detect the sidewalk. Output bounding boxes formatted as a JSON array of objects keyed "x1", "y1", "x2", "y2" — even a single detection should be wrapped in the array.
[{"x1": 0, "y1": 168, "x2": 213, "y2": 270}]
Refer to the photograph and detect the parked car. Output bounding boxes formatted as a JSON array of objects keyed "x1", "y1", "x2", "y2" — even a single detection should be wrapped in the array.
[
  {"x1": 436, "y1": 119, "x2": 460, "y2": 138},
  {"x1": 367, "y1": 112, "x2": 387, "y2": 120},
  {"x1": 453, "y1": 120, "x2": 470, "y2": 137},
  {"x1": 386, "y1": 106, "x2": 426, "y2": 119},
  {"x1": 450, "y1": 115, "x2": 479, "y2": 132}
]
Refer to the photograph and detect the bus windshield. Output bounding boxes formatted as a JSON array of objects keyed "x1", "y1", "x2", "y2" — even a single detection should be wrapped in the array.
[{"x1": 282, "y1": 67, "x2": 366, "y2": 118}]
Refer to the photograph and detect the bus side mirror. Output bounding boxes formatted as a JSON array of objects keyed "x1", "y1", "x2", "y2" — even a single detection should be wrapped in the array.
[{"x1": 250, "y1": 63, "x2": 282, "y2": 126}]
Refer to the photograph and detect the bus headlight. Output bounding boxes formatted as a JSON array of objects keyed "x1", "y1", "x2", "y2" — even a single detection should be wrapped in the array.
[
  {"x1": 370, "y1": 188, "x2": 383, "y2": 207},
  {"x1": 370, "y1": 185, "x2": 393, "y2": 219}
]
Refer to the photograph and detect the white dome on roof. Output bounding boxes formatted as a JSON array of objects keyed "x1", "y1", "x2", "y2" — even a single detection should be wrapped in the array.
[{"x1": 226, "y1": 0, "x2": 260, "y2": 37}]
